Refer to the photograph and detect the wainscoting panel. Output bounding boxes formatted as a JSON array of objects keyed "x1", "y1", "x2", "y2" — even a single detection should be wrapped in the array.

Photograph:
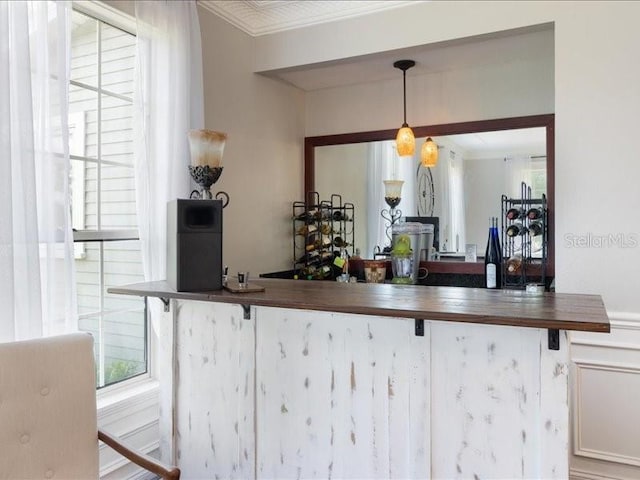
[{"x1": 570, "y1": 313, "x2": 640, "y2": 480}]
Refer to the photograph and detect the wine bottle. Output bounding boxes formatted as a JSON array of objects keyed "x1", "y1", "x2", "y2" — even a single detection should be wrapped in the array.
[
  {"x1": 492, "y1": 217, "x2": 503, "y2": 265},
  {"x1": 301, "y1": 265, "x2": 318, "y2": 279},
  {"x1": 296, "y1": 250, "x2": 318, "y2": 265},
  {"x1": 506, "y1": 223, "x2": 526, "y2": 237},
  {"x1": 484, "y1": 217, "x2": 502, "y2": 289},
  {"x1": 320, "y1": 251, "x2": 333, "y2": 262},
  {"x1": 506, "y1": 253, "x2": 523, "y2": 274},
  {"x1": 294, "y1": 209, "x2": 317, "y2": 222},
  {"x1": 296, "y1": 224, "x2": 317, "y2": 236},
  {"x1": 332, "y1": 210, "x2": 350, "y2": 221},
  {"x1": 333, "y1": 237, "x2": 349, "y2": 248},
  {"x1": 528, "y1": 221, "x2": 543, "y2": 236},
  {"x1": 506, "y1": 208, "x2": 524, "y2": 220},
  {"x1": 320, "y1": 265, "x2": 332, "y2": 278},
  {"x1": 527, "y1": 207, "x2": 542, "y2": 220}
]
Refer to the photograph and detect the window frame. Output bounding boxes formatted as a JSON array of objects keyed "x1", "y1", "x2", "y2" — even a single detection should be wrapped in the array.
[{"x1": 71, "y1": 0, "x2": 150, "y2": 392}]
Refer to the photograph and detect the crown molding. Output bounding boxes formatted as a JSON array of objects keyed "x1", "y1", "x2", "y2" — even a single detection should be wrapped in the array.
[{"x1": 198, "y1": 0, "x2": 420, "y2": 37}]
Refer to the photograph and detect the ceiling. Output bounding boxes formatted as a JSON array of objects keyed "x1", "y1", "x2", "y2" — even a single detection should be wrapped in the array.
[
  {"x1": 198, "y1": 1, "x2": 553, "y2": 93},
  {"x1": 198, "y1": 0, "x2": 418, "y2": 37},
  {"x1": 264, "y1": 26, "x2": 554, "y2": 91},
  {"x1": 440, "y1": 128, "x2": 546, "y2": 159}
]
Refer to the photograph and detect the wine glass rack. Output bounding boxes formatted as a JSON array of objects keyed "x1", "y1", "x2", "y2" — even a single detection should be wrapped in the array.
[
  {"x1": 501, "y1": 182, "x2": 548, "y2": 289},
  {"x1": 292, "y1": 192, "x2": 355, "y2": 280}
]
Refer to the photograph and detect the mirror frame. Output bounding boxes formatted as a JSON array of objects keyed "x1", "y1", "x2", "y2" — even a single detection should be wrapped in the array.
[{"x1": 304, "y1": 114, "x2": 555, "y2": 276}]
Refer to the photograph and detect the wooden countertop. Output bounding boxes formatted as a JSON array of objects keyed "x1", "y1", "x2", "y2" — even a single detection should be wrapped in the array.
[{"x1": 108, "y1": 279, "x2": 609, "y2": 333}]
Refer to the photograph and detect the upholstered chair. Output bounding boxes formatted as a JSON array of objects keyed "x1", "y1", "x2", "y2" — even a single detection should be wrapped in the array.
[{"x1": 0, "y1": 333, "x2": 179, "y2": 479}]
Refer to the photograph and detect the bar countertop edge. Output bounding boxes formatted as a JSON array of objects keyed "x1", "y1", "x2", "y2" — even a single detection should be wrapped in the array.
[{"x1": 108, "y1": 279, "x2": 610, "y2": 333}]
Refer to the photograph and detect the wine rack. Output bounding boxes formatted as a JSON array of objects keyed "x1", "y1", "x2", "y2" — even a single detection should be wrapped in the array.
[
  {"x1": 501, "y1": 182, "x2": 548, "y2": 289},
  {"x1": 292, "y1": 192, "x2": 355, "y2": 280}
]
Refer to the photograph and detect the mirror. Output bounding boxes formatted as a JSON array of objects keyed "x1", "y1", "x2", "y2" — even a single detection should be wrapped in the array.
[{"x1": 305, "y1": 115, "x2": 555, "y2": 275}]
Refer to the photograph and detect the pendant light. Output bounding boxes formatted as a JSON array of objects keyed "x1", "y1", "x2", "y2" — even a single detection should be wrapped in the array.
[
  {"x1": 421, "y1": 137, "x2": 438, "y2": 167},
  {"x1": 394, "y1": 60, "x2": 416, "y2": 156}
]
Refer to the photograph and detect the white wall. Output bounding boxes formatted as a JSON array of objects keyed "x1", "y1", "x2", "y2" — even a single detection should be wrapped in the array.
[
  {"x1": 251, "y1": 2, "x2": 640, "y2": 478},
  {"x1": 198, "y1": 6, "x2": 305, "y2": 276},
  {"x1": 553, "y1": 7, "x2": 640, "y2": 476},
  {"x1": 463, "y1": 158, "x2": 505, "y2": 250},
  {"x1": 304, "y1": 57, "x2": 553, "y2": 137}
]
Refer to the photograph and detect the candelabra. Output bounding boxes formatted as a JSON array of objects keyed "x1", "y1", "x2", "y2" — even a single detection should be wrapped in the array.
[{"x1": 187, "y1": 130, "x2": 230, "y2": 207}]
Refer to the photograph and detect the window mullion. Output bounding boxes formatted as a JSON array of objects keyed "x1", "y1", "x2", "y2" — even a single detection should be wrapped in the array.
[
  {"x1": 97, "y1": 20, "x2": 102, "y2": 232},
  {"x1": 73, "y1": 229, "x2": 139, "y2": 242},
  {"x1": 98, "y1": 242, "x2": 106, "y2": 387},
  {"x1": 70, "y1": 80, "x2": 132, "y2": 103},
  {"x1": 97, "y1": 19, "x2": 105, "y2": 388}
]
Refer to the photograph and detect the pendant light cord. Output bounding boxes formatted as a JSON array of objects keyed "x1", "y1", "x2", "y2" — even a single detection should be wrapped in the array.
[
  {"x1": 403, "y1": 69, "x2": 407, "y2": 127},
  {"x1": 394, "y1": 59, "x2": 415, "y2": 130}
]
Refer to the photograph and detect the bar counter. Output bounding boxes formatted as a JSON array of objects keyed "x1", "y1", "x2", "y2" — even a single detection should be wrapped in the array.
[{"x1": 109, "y1": 280, "x2": 609, "y2": 479}]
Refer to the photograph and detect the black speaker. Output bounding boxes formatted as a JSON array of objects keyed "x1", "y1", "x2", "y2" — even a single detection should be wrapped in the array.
[{"x1": 167, "y1": 199, "x2": 223, "y2": 292}]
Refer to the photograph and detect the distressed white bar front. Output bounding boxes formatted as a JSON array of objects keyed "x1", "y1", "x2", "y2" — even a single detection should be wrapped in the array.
[{"x1": 163, "y1": 300, "x2": 569, "y2": 479}]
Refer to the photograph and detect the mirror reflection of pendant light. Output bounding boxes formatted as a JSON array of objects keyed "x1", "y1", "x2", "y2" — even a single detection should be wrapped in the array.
[
  {"x1": 394, "y1": 60, "x2": 416, "y2": 156},
  {"x1": 421, "y1": 137, "x2": 438, "y2": 167}
]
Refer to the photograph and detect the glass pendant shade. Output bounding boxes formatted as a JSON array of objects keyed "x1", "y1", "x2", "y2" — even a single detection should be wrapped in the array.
[
  {"x1": 396, "y1": 126, "x2": 415, "y2": 156},
  {"x1": 421, "y1": 137, "x2": 438, "y2": 167},
  {"x1": 188, "y1": 130, "x2": 227, "y2": 168}
]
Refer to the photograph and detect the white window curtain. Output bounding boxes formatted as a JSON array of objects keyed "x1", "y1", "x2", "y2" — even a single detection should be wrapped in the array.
[
  {"x1": 366, "y1": 141, "x2": 416, "y2": 256},
  {"x1": 436, "y1": 147, "x2": 466, "y2": 253},
  {"x1": 448, "y1": 152, "x2": 466, "y2": 253},
  {"x1": 0, "y1": 1, "x2": 77, "y2": 342},
  {"x1": 133, "y1": 0, "x2": 204, "y2": 284},
  {"x1": 505, "y1": 156, "x2": 533, "y2": 198},
  {"x1": 133, "y1": 0, "x2": 204, "y2": 463}
]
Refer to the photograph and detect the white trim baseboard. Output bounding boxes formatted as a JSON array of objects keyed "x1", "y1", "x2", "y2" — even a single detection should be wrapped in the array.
[
  {"x1": 98, "y1": 379, "x2": 160, "y2": 479},
  {"x1": 570, "y1": 467, "x2": 632, "y2": 480}
]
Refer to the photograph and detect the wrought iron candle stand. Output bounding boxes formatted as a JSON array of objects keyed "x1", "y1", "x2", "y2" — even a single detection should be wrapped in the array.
[
  {"x1": 188, "y1": 165, "x2": 229, "y2": 207},
  {"x1": 381, "y1": 197, "x2": 402, "y2": 250},
  {"x1": 377, "y1": 179, "x2": 404, "y2": 254}
]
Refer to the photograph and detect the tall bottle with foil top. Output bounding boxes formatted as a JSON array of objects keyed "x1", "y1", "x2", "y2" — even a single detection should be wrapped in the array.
[{"x1": 484, "y1": 217, "x2": 502, "y2": 289}]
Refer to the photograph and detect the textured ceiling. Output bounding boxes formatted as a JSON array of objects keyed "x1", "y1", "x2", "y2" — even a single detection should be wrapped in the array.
[{"x1": 198, "y1": 0, "x2": 419, "y2": 36}]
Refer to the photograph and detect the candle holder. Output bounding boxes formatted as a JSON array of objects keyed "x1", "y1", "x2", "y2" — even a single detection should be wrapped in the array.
[
  {"x1": 380, "y1": 179, "x2": 404, "y2": 249},
  {"x1": 187, "y1": 130, "x2": 229, "y2": 207}
]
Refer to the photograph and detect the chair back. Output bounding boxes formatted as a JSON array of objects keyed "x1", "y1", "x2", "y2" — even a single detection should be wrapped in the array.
[{"x1": 0, "y1": 333, "x2": 99, "y2": 479}]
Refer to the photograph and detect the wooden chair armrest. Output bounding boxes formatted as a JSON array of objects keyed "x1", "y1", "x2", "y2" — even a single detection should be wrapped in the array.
[{"x1": 98, "y1": 429, "x2": 180, "y2": 480}]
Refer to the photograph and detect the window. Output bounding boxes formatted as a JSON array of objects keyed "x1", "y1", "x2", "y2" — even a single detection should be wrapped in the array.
[{"x1": 69, "y1": 8, "x2": 146, "y2": 388}]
